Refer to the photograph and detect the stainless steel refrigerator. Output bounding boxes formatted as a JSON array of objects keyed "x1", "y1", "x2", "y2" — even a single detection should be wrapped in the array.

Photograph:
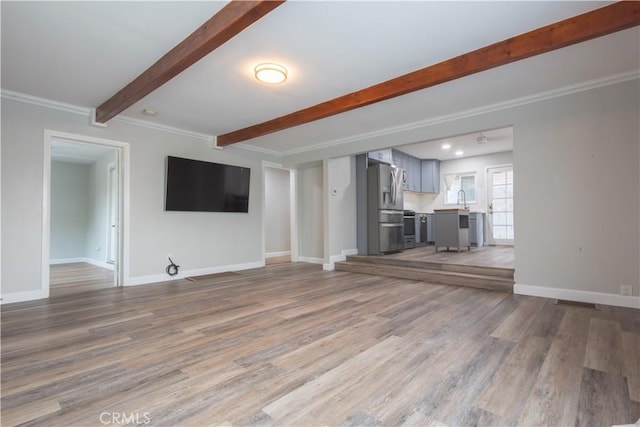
[{"x1": 367, "y1": 163, "x2": 405, "y2": 254}]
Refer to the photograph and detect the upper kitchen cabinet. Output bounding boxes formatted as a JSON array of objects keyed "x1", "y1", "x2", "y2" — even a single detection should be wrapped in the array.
[
  {"x1": 392, "y1": 149, "x2": 421, "y2": 192},
  {"x1": 421, "y1": 159, "x2": 441, "y2": 193},
  {"x1": 407, "y1": 156, "x2": 421, "y2": 192},
  {"x1": 368, "y1": 149, "x2": 393, "y2": 165}
]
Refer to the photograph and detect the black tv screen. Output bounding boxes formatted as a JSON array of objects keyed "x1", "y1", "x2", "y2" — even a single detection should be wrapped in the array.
[{"x1": 165, "y1": 156, "x2": 250, "y2": 213}]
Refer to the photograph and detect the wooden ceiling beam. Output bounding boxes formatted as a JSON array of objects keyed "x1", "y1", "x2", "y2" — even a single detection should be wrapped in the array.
[
  {"x1": 217, "y1": 1, "x2": 640, "y2": 146},
  {"x1": 95, "y1": 0, "x2": 285, "y2": 124}
]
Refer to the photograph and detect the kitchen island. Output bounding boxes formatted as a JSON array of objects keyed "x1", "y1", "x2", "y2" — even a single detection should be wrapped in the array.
[{"x1": 434, "y1": 208, "x2": 471, "y2": 252}]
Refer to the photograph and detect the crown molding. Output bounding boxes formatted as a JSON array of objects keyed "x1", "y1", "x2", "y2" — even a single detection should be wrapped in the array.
[
  {"x1": 234, "y1": 141, "x2": 281, "y2": 157},
  {"x1": 276, "y1": 70, "x2": 640, "y2": 157},
  {"x1": 0, "y1": 89, "x2": 90, "y2": 116},
  {"x1": 1, "y1": 89, "x2": 216, "y2": 143},
  {"x1": 112, "y1": 115, "x2": 214, "y2": 142},
  {"x1": 4, "y1": 70, "x2": 638, "y2": 159}
]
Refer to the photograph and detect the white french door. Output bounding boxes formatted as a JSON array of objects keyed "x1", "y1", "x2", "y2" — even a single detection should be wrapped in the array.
[{"x1": 487, "y1": 166, "x2": 514, "y2": 246}]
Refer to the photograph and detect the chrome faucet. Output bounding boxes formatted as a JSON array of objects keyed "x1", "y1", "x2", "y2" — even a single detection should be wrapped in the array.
[{"x1": 457, "y1": 189, "x2": 468, "y2": 210}]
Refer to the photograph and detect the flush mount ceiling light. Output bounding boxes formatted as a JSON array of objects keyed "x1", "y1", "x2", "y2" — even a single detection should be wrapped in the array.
[
  {"x1": 441, "y1": 143, "x2": 451, "y2": 150},
  {"x1": 254, "y1": 63, "x2": 288, "y2": 84},
  {"x1": 477, "y1": 133, "x2": 489, "y2": 144},
  {"x1": 455, "y1": 150, "x2": 464, "y2": 156}
]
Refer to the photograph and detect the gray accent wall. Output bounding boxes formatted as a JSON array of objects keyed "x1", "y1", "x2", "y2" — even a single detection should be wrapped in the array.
[
  {"x1": 85, "y1": 150, "x2": 116, "y2": 264},
  {"x1": 297, "y1": 166, "x2": 323, "y2": 259},
  {"x1": 50, "y1": 161, "x2": 90, "y2": 260},
  {"x1": 264, "y1": 167, "x2": 291, "y2": 254},
  {"x1": 325, "y1": 156, "x2": 357, "y2": 260}
]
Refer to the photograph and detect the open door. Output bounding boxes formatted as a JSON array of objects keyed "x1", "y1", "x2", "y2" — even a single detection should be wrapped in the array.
[{"x1": 106, "y1": 161, "x2": 118, "y2": 268}]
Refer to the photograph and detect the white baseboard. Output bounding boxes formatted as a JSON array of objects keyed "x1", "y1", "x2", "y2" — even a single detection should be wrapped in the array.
[
  {"x1": 125, "y1": 261, "x2": 265, "y2": 287},
  {"x1": 1, "y1": 289, "x2": 48, "y2": 305},
  {"x1": 50, "y1": 257, "x2": 86, "y2": 265},
  {"x1": 298, "y1": 256, "x2": 324, "y2": 265},
  {"x1": 514, "y1": 283, "x2": 640, "y2": 309},
  {"x1": 265, "y1": 251, "x2": 291, "y2": 258},
  {"x1": 84, "y1": 258, "x2": 115, "y2": 270},
  {"x1": 50, "y1": 257, "x2": 115, "y2": 271},
  {"x1": 323, "y1": 248, "x2": 358, "y2": 271}
]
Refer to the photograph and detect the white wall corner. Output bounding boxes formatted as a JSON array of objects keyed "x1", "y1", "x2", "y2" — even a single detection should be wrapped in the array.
[
  {"x1": 323, "y1": 253, "x2": 350, "y2": 271},
  {"x1": 266, "y1": 251, "x2": 291, "y2": 258},
  {"x1": 210, "y1": 135, "x2": 223, "y2": 150},
  {"x1": 514, "y1": 283, "x2": 640, "y2": 309},
  {"x1": 298, "y1": 256, "x2": 324, "y2": 265},
  {"x1": 90, "y1": 108, "x2": 108, "y2": 128}
]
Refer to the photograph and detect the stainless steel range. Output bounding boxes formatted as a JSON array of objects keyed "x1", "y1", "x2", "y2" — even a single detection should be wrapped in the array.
[{"x1": 403, "y1": 210, "x2": 416, "y2": 249}]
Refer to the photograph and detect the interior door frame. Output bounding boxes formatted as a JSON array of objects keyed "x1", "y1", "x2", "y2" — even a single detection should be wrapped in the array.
[
  {"x1": 486, "y1": 164, "x2": 514, "y2": 246},
  {"x1": 106, "y1": 161, "x2": 118, "y2": 266},
  {"x1": 261, "y1": 161, "x2": 297, "y2": 263},
  {"x1": 42, "y1": 130, "x2": 130, "y2": 297}
]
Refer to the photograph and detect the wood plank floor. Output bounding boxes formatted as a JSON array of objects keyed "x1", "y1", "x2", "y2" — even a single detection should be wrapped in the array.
[
  {"x1": 2, "y1": 263, "x2": 638, "y2": 426},
  {"x1": 49, "y1": 263, "x2": 114, "y2": 298},
  {"x1": 388, "y1": 245, "x2": 514, "y2": 269}
]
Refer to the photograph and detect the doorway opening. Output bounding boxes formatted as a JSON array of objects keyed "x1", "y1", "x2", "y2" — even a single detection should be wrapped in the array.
[
  {"x1": 263, "y1": 164, "x2": 296, "y2": 265},
  {"x1": 43, "y1": 131, "x2": 129, "y2": 298}
]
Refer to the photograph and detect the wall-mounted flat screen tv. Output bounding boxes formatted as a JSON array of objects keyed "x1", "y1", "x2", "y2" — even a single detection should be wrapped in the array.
[{"x1": 165, "y1": 156, "x2": 250, "y2": 213}]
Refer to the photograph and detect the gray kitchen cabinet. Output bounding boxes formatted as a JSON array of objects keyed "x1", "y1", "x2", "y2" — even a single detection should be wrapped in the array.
[
  {"x1": 469, "y1": 212, "x2": 485, "y2": 246},
  {"x1": 421, "y1": 159, "x2": 440, "y2": 193},
  {"x1": 368, "y1": 149, "x2": 393, "y2": 165},
  {"x1": 393, "y1": 150, "x2": 421, "y2": 192},
  {"x1": 408, "y1": 156, "x2": 421, "y2": 191},
  {"x1": 391, "y1": 150, "x2": 408, "y2": 190}
]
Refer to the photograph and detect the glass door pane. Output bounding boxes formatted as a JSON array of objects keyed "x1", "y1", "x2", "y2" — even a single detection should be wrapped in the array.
[{"x1": 488, "y1": 166, "x2": 514, "y2": 246}]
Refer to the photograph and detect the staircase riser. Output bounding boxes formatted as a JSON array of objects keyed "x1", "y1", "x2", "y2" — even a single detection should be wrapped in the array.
[{"x1": 336, "y1": 263, "x2": 513, "y2": 293}]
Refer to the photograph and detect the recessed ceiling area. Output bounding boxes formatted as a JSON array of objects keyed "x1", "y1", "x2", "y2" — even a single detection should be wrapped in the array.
[{"x1": 396, "y1": 127, "x2": 513, "y2": 161}]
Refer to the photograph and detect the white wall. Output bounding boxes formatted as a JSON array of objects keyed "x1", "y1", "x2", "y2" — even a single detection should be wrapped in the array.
[
  {"x1": 324, "y1": 156, "x2": 357, "y2": 267},
  {"x1": 50, "y1": 161, "x2": 90, "y2": 260},
  {"x1": 85, "y1": 150, "x2": 116, "y2": 264},
  {"x1": 264, "y1": 167, "x2": 291, "y2": 255},
  {"x1": 1, "y1": 97, "x2": 270, "y2": 300},
  {"x1": 297, "y1": 166, "x2": 323, "y2": 261}
]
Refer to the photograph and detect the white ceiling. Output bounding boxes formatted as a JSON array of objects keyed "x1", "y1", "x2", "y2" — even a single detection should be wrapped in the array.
[
  {"x1": 397, "y1": 127, "x2": 513, "y2": 161},
  {"x1": 2, "y1": 1, "x2": 638, "y2": 157}
]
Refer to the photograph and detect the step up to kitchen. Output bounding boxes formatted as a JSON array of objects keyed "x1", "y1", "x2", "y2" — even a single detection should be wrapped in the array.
[
  {"x1": 345, "y1": 255, "x2": 514, "y2": 279},
  {"x1": 335, "y1": 259, "x2": 514, "y2": 293}
]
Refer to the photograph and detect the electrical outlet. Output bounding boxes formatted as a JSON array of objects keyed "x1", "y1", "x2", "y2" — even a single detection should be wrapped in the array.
[
  {"x1": 167, "y1": 254, "x2": 172, "y2": 260},
  {"x1": 621, "y1": 285, "x2": 632, "y2": 296},
  {"x1": 96, "y1": 246, "x2": 101, "y2": 252}
]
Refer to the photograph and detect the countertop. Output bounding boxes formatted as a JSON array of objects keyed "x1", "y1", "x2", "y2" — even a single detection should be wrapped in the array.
[{"x1": 433, "y1": 208, "x2": 470, "y2": 213}]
